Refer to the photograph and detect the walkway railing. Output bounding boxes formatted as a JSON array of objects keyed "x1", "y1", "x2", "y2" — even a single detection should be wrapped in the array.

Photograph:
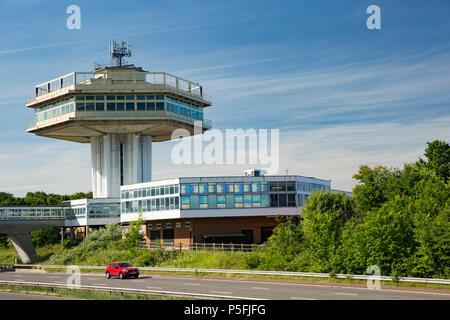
[
  {"x1": 139, "y1": 242, "x2": 265, "y2": 252},
  {"x1": 0, "y1": 207, "x2": 69, "y2": 221}
]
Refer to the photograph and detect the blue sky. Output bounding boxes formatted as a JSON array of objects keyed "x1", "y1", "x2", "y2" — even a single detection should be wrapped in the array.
[{"x1": 0, "y1": 0, "x2": 449, "y2": 196}]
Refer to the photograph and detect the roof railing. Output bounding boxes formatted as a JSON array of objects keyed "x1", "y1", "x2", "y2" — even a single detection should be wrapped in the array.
[{"x1": 29, "y1": 72, "x2": 211, "y2": 104}]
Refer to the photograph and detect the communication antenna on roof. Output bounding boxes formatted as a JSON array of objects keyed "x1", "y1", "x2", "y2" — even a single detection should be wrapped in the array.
[{"x1": 109, "y1": 40, "x2": 132, "y2": 67}]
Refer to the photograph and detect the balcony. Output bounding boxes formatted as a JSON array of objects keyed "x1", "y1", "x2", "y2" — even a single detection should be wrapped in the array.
[{"x1": 27, "y1": 71, "x2": 212, "y2": 105}]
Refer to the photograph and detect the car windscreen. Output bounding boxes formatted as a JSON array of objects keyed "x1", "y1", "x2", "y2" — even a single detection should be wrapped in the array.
[{"x1": 118, "y1": 262, "x2": 132, "y2": 268}]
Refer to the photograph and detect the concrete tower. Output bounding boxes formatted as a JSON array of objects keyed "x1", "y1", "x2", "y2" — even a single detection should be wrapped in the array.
[{"x1": 26, "y1": 46, "x2": 212, "y2": 198}]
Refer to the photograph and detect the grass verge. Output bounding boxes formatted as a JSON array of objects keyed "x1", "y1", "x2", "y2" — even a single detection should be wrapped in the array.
[{"x1": 0, "y1": 283, "x2": 191, "y2": 300}]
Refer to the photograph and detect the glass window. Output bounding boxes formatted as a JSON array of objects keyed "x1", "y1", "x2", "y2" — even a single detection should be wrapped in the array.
[
  {"x1": 279, "y1": 194, "x2": 287, "y2": 207},
  {"x1": 156, "y1": 95, "x2": 164, "y2": 100},
  {"x1": 199, "y1": 195, "x2": 208, "y2": 209},
  {"x1": 156, "y1": 102, "x2": 164, "y2": 110},
  {"x1": 95, "y1": 102, "x2": 105, "y2": 111},
  {"x1": 76, "y1": 96, "x2": 85, "y2": 101},
  {"x1": 190, "y1": 184, "x2": 198, "y2": 193},
  {"x1": 253, "y1": 195, "x2": 261, "y2": 207},
  {"x1": 116, "y1": 102, "x2": 125, "y2": 111},
  {"x1": 95, "y1": 95, "x2": 104, "y2": 100},
  {"x1": 216, "y1": 183, "x2": 226, "y2": 193},
  {"x1": 199, "y1": 183, "x2": 208, "y2": 194},
  {"x1": 287, "y1": 182, "x2": 295, "y2": 191},
  {"x1": 76, "y1": 103, "x2": 85, "y2": 111},
  {"x1": 146, "y1": 102, "x2": 155, "y2": 110},
  {"x1": 107, "y1": 102, "x2": 115, "y2": 111},
  {"x1": 234, "y1": 183, "x2": 243, "y2": 193},
  {"x1": 226, "y1": 184, "x2": 234, "y2": 193},
  {"x1": 85, "y1": 96, "x2": 95, "y2": 101},
  {"x1": 146, "y1": 95, "x2": 155, "y2": 100},
  {"x1": 244, "y1": 195, "x2": 253, "y2": 208},
  {"x1": 137, "y1": 102, "x2": 145, "y2": 110},
  {"x1": 270, "y1": 194, "x2": 279, "y2": 207},
  {"x1": 136, "y1": 95, "x2": 145, "y2": 100},
  {"x1": 107, "y1": 95, "x2": 115, "y2": 100},
  {"x1": 85, "y1": 103, "x2": 94, "y2": 111},
  {"x1": 217, "y1": 195, "x2": 226, "y2": 208},
  {"x1": 243, "y1": 184, "x2": 251, "y2": 193},
  {"x1": 208, "y1": 183, "x2": 216, "y2": 193},
  {"x1": 288, "y1": 194, "x2": 296, "y2": 207},
  {"x1": 261, "y1": 182, "x2": 268, "y2": 192},
  {"x1": 252, "y1": 183, "x2": 260, "y2": 193},
  {"x1": 126, "y1": 102, "x2": 135, "y2": 111},
  {"x1": 126, "y1": 95, "x2": 135, "y2": 101},
  {"x1": 235, "y1": 194, "x2": 243, "y2": 208}
]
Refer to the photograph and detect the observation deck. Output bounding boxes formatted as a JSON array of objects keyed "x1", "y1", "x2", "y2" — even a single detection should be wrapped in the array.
[{"x1": 26, "y1": 66, "x2": 212, "y2": 143}]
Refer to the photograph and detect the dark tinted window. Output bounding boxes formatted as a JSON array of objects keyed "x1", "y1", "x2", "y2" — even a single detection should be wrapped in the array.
[{"x1": 118, "y1": 262, "x2": 132, "y2": 268}]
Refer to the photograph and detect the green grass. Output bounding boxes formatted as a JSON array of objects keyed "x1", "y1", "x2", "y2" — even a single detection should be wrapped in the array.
[
  {"x1": 0, "y1": 244, "x2": 59, "y2": 264},
  {"x1": 158, "y1": 251, "x2": 250, "y2": 269}
]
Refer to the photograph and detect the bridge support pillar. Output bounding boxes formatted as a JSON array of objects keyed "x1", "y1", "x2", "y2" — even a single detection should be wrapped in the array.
[{"x1": 7, "y1": 233, "x2": 38, "y2": 264}]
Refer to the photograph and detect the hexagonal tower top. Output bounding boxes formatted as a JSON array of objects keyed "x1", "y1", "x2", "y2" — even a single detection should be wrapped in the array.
[
  {"x1": 26, "y1": 63, "x2": 212, "y2": 143},
  {"x1": 25, "y1": 46, "x2": 213, "y2": 198}
]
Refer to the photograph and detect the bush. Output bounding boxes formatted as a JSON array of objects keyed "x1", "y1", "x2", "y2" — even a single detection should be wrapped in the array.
[
  {"x1": 244, "y1": 252, "x2": 262, "y2": 269},
  {"x1": 31, "y1": 227, "x2": 60, "y2": 247}
]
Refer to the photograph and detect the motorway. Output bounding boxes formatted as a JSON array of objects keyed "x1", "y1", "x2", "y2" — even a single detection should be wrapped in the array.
[{"x1": 0, "y1": 270, "x2": 449, "y2": 300}]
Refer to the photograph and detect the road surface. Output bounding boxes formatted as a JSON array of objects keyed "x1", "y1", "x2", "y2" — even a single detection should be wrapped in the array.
[{"x1": 0, "y1": 270, "x2": 449, "y2": 300}]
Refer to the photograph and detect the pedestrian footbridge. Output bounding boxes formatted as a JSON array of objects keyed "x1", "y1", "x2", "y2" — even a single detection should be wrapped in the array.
[
  {"x1": 0, "y1": 203, "x2": 119, "y2": 263},
  {"x1": 0, "y1": 207, "x2": 67, "y2": 263}
]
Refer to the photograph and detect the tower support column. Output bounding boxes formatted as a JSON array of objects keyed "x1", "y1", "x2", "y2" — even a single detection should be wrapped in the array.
[{"x1": 90, "y1": 134, "x2": 152, "y2": 198}]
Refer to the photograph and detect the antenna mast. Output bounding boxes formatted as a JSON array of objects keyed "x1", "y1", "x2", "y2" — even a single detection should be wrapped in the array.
[{"x1": 109, "y1": 40, "x2": 132, "y2": 67}]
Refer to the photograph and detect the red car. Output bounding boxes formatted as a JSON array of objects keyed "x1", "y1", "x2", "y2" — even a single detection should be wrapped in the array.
[{"x1": 105, "y1": 262, "x2": 139, "y2": 279}]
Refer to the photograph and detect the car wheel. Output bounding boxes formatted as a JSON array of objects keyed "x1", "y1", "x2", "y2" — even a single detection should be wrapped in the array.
[
  {"x1": 106, "y1": 272, "x2": 111, "y2": 279},
  {"x1": 119, "y1": 272, "x2": 124, "y2": 280},
  {"x1": 134, "y1": 275, "x2": 139, "y2": 279}
]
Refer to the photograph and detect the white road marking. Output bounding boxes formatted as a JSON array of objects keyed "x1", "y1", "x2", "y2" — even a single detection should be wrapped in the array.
[
  {"x1": 334, "y1": 292, "x2": 358, "y2": 296},
  {"x1": 210, "y1": 291, "x2": 232, "y2": 295},
  {"x1": 251, "y1": 287, "x2": 269, "y2": 290},
  {"x1": 184, "y1": 283, "x2": 200, "y2": 286},
  {"x1": 92, "y1": 283, "x2": 108, "y2": 286}
]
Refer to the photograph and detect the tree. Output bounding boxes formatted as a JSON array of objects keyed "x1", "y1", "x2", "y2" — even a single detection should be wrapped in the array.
[
  {"x1": 340, "y1": 197, "x2": 416, "y2": 276},
  {"x1": 352, "y1": 165, "x2": 398, "y2": 213},
  {"x1": 122, "y1": 211, "x2": 145, "y2": 249},
  {"x1": 417, "y1": 140, "x2": 450, "y2": 183},
  {"x1": 301, "y1": 191, "x2": 358, "y2": 272}
]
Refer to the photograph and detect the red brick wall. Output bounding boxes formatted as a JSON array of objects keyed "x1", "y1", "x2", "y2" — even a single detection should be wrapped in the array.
[{"x1": 143, "y1": 216, "x2": 280, "y2": 245}]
